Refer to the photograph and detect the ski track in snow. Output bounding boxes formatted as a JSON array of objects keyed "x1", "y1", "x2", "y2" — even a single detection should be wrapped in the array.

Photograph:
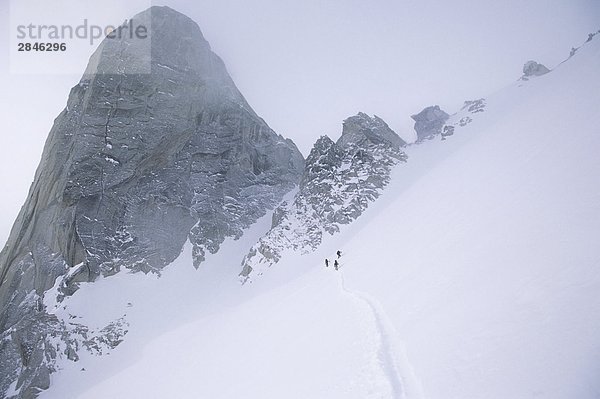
[{"x1": 338, "y1": 271, "x2": 414, "y2": 399}]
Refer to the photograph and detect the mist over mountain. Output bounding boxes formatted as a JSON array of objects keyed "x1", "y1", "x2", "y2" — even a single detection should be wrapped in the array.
[{"x1": 1, "y1": 6, "x2": 599, "y2": 399}]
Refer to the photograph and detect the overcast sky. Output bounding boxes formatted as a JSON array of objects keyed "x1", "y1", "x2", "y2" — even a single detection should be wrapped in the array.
[{"x1": 0, "y1": 0, "x2": 598, "y2": 245}]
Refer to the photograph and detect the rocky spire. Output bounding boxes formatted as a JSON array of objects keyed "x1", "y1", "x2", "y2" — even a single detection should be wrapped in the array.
[{"x1": 0, "y1": 6, "x2": 303, "y2": 397}]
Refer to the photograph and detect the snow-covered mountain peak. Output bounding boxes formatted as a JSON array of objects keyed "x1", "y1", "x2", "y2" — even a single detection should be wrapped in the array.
[{"x1": 0, "y1": 6, "x2": 303, "y2": 397}]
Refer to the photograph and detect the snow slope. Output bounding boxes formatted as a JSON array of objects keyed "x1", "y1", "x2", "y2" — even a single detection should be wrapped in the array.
[
  {"x1": 40, "y1": 217, "x2": 410, "y2": 399},
  {"x1": 40, "y1": 38, "x2": 600, "y2": 399},
  {"x1": 335, "y1": 39, "x2": 600, "y2": 398}
]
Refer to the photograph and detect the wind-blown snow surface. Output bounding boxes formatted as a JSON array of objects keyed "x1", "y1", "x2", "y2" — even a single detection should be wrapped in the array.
[{"x1": 41, "y1": 39, "x2": 600, "y2": 399}]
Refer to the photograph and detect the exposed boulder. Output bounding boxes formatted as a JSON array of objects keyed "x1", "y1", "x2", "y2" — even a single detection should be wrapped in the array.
[
  {"x1": 411, "y1": 105, "x2": 449, "y2": 142},
  {"x1": 522, "y1": 60, "x2": 550, "y2": 79}
]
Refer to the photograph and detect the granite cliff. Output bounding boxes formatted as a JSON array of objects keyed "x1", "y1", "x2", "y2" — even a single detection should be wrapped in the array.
[{"x1": 0, "y1": 7, "x2": 303, "y2": 398}]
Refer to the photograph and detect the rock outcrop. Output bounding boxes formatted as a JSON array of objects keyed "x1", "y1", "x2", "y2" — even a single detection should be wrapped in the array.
[
  {"x1": 240, "y1": 113, "x2": 406, "y2": 281},
  {"x1": 338, "y1": 112, "x2": 407, "y2": 148},
  {"x1": 0, "y1": 6, "x2": 303, "y2": 398},
  {"x1": 521, "y1": 60, "x2": 550, "y2": 80},
  {"x1": 411, "y1": 105, "x2": 449, "y2": 142}
]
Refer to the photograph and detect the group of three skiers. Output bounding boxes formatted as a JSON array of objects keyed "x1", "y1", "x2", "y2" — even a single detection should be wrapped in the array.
[{"x1": 325, "y1": 250, "x2": 342, "y2": 270}]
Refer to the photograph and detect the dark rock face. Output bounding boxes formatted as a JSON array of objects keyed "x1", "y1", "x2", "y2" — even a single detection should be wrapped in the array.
[
  {"x1": 240, "y1": 113, "x2": 406, "y2": 281},
  {"x1": 0, "y1": 6, "x2": 303, "y2": 398},
  {"x1": 338, "y1": 112, "x2": 407, "y2": 148},
  {"x1": 522, "y1": 60, "x2": 550, "y2": 79},
  {"x1": 411, "y1": 105, "x2": 449, "y2": 142}
]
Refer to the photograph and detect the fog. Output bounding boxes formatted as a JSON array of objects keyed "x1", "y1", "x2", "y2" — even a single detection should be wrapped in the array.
[{"x1": 0, "y1": 0, "x2": 598, "y2": 245}]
